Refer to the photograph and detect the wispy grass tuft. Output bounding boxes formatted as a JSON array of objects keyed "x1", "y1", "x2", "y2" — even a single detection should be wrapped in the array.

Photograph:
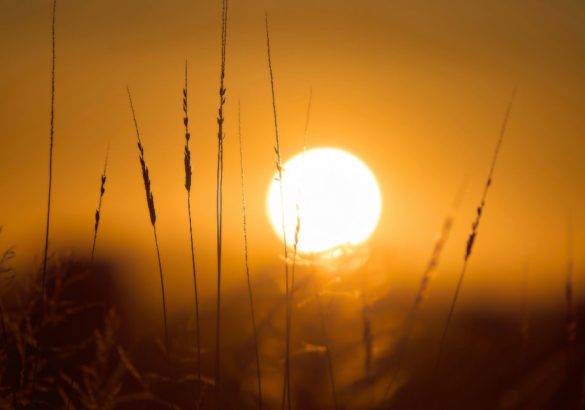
[
  {"x1": 238, "y1": 102, "x2": 263, "y2": 410},
  {"x1": 127, "y1": 87, "x2": 170, "y2": 354},
  {"x1": 214, "y1": 0, "x2": 229, "y2": 393},
  {"x1": 264, "y1": 15, "x2": 292, "y2": 410},
  {"x1": 90, "y1": 144, "x2": 109, "y2": 266},
  {"x1": 42, "y1": 0, "x2": 57, "y2": 305},
  {"x1": 182, "y1": 60, "x2": 201, "y2": 384},
  {"x1": 435, "y1": 89, "x2": 517, "y2": 369}
]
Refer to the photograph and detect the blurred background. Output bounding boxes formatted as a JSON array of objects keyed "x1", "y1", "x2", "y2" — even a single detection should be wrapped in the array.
[{"x1": 0, "y1": 0, "x2": 584, "y2": 367}]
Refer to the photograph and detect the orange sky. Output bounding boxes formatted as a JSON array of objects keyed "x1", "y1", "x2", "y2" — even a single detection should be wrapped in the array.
[{"x1": 0, "y1": 0, "x2": 584, "y2": 312}]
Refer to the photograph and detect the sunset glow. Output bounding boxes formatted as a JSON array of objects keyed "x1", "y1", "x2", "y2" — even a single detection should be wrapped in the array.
[{"x1": 267, "y1": 147, "x2": 382, "y2": 254}]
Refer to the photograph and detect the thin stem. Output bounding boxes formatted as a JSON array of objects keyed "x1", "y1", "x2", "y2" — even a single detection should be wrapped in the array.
[
  {"x1": 435, "y1": 89, "x2": 516, "y2": 369},
  {"x1": 183, "y1": 60, "x2": 201, "y2": 385},
  {"x1": 265, "y1": 15, "x2": 291, "y2": 410},
  {"x1": 42, "y1": 0, "x2": 57, "y2": 304},
  {"x1": 127, "y1": 87, "x2": 169, "y2": 355},
  {"x1": 90, "y1": 144, "x2": 109, "y2": 266},
  {"x1": 187, "y1": 194, "x2": 201, "y2": 380},
  {"x1": 154, "y1": 227, "x2": 170, "y2": 353},
  {"x1": 215, "y1": 0, "x2": 229, "y2": 396},
  {"x1": 238, "y1": 102, "x2": 263, "y2": 409}
]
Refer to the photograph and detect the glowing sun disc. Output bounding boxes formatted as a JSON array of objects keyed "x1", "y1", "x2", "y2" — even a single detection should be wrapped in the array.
[{"x1": 267, "y1": 147, "x2": 382, "y2": 254}]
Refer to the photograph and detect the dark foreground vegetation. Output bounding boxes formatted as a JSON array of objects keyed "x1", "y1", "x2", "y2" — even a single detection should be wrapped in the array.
[{"x1": 0, "y1": 251, "x2": 583, "y2": 409}]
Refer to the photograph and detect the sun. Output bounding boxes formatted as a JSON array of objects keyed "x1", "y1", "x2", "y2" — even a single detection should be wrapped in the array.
[{"x1": 267, "y1": 147, "x2": 382, "y2": 254}]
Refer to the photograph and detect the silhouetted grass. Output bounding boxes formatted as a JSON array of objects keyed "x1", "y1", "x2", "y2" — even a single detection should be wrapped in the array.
[
  {"x1": 126, "y1": 87, "x2": 170, "y2": 354},
  {"x1": 42, "y1": 0, "x2": 57, "y2": 305},
  {"x1": 435, "y1": 89, "x2": 517, "y2": 369},
  {"x1": 238, "y1": 102, "x2": 263, "y2": 410},
  {"x1": 214, "y1": 0, "x2": 229, "y2": 396},
  {"x1": 90, "y1": 145, "x2": 109, "y2": 266},
  {"x1": 182, "y1": 60, "x2": 202, "y2": 385},
  {"x1": 264, "y1": 14, "x2": 292, "y2": 410}
]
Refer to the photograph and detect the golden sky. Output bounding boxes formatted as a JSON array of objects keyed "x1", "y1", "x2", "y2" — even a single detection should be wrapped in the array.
[{"x1": 1, "y1": 0, "x2": 584, "y2": 312}]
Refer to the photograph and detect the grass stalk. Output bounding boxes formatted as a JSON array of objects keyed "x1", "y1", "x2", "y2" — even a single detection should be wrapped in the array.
[
  {"x1": 264, "y1": 15, "x2": 292, "y2": 410},
  {"x1": 90, "y1": 144, "x2": 109, "y2": 266},
  {"x1": 238, "y1": 102, "x2": 263, "y2": 410},
  {"x1": 435, "y1": 89, "x2": 516, "y2": 369},
  {"x1": 183, "y1": 60, "x2": 202, "y2": 385},
  {"x1": 127, "y1": 87, "x2": 170, "y2": 354},
  {"x1": 42, "y1": 0, "x2": 57, "y2": 304},
  {"x1": 214, "y1": 0, "x2": 229, "y2": 394}
]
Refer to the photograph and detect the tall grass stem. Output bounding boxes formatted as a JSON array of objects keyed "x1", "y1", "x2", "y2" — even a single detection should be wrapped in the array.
[
  {"x1": 182, "y1": 60, "x2": 202, "y2": 385},
  {"x1": 42, "y1": 0, "x2": 57, "y2": 305},
  {"x1": 435, "y1": 89, "x2": 516, "y2": 369},
  {"x1": 127, "y1": 87, "x2": 170, "y2": 354},
  {"x1": 214, "y1": 0, "x2": 229, "y2": 395},
  {"x1": 265, "y1": 15, "x2": 291, "y2": 410},
  {"x1": 238, "y1": 102, "x2": 263, "y2": 409}
]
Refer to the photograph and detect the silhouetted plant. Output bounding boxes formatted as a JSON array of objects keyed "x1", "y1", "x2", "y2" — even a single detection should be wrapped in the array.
[
  {"x1": 436, "y1": 90, "x2": 517, "y2": 368},
  {"x1": 182, "y1": 60, "x2": 202, "y2": 384},
  {"x1": 214, "y1": 0, "x2": 229, "y2": 395},
  {"x1": 42, "y1": 0, "x2": 57, "y2": 305},
  {"x1": 126, "y1": 87, "x2": 169, "y2": 354},
  {"x1": 90, "y1": 145, "x2": 109, "y2": 266},
  {"x1": 265, "y1": 15, "x2": 292, "y2": 410},
  {"x1": 238, "y1": 102, "x2": 263, "y2": 409}
]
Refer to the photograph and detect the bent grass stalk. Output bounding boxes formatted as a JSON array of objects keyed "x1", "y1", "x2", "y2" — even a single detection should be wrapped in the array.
[
  {"x1": 265, "y1": 15, "x2": 292, "y2": 410},
  {"x1": 183, "y1": 61, "x2": 201, "y2": 384},
  {"x1": 435, "y1": 90, "x2": 517, "y2": 369},
  {"x1": 215, "y1": 0, "x2": 229, "y2": 393},
  {"x1": 127, "y1": 87, "x2": 170, "y2": 354},
  {"x1": 238, "y1": 102, "x2": 263, "y2": 410},
  {"x1": 42, "y1": 0, "x2": 57, "y2": 304},
  {"x1": 90, "y1": 144, "x2": 109, "y2": 266}
]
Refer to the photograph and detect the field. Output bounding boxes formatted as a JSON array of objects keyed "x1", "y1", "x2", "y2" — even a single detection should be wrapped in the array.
[{"x1": 0, "y1": 1, "x2": 584, "y2": 409}]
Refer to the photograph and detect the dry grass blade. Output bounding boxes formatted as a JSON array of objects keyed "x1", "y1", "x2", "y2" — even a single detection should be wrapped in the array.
[
  {"x1": 42, "y1": 0, "x2": 57, "y2": 305},
  {"x1": 435, "y1": 89, "x2": 517, "y2": 369},
  {"x1": 90, "y1": 144, "x2": 109, "y2": 266},
  {"x1": 215, "y1": 0, "x2": 229, "y2": 394},
  {"x1": 265, "y1": 15, "x2": 292, "y2": 410},
  {"x1": 126, "y1": 87, "x2": 170, "y2": 354},
  {"x1": 238, "y1": 102, "x2": 263, "y2": 410},
  {"x1": 183, "y1": 60, "x2": 201, "y2": 385}
]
